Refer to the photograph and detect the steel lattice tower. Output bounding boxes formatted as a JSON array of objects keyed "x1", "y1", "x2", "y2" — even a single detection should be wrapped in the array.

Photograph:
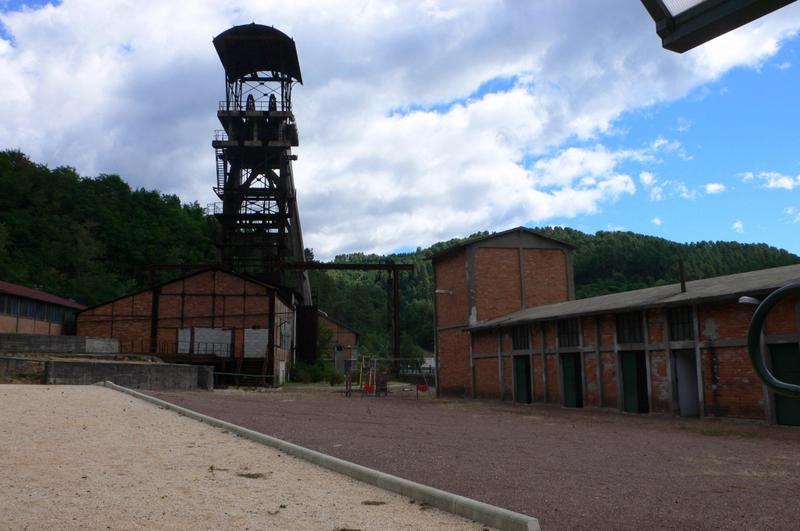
[{"x1": 211, "y1": 24, "x2": 311, "y2": 302}]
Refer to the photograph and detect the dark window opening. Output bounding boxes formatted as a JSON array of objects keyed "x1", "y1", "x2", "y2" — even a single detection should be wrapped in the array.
[
  {"x1": 616, "y1": 311, "x2": 644, "y2": 344},
  {"x1": 4, "y1": 295, "x2": 19, "y2": 316},
  {"x1": 557, "y1": 318, "x2": 580, "y2": 348},
  {"x1": 668, "y1": 306, "x2": 694, "y2": 341},
  {"x1": 511, "y1": 325, "x2": 530, "y2": 350},
  {"x1": 49, "y1": 306, "x2": 65, "y2": 323}
]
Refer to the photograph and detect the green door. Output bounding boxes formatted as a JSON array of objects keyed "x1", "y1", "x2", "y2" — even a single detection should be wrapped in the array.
[
  {"x1": 771, "y1": 343, "x2": 800, "y2": 426},
  {"x1": 513, "y1": 355, "x2": 532, "y2": 404},
  {"x1": 621, "y1": 351, "x2": 649, "y2": 413},
  {"x1": 562, "y1": 352, "x2": 583, "y2": 408}
]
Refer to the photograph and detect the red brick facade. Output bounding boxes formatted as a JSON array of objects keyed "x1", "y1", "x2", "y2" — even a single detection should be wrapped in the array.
[
  {"x1": 433, "y1": 228, "x2": 575, "y2": 397},
  {"x1": 76, "y1": 269, "x2": 294, "y2": 379},
  {"x1": 448, "y1": 296, "x2": 797, "y2": 423},
  {"x1": 433, "y1": 228, "x2": 800, "y2": 425}
]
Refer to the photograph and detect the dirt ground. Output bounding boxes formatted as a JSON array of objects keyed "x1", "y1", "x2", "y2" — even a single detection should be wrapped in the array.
[
  {"x1": 0, "y1": 385, "x2": 491, "y2": 531},
  {"x1": 149, "y1": 385, "x2": 800, "y2": 530}
]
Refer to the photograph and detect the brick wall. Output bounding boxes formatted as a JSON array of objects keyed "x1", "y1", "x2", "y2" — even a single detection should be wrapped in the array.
[
  {"x1": 532, "y1": 353, "x2": 545, "y2": 401},
  {"x1": 649, "y1": 350, "x2": 671, "y2": 413},
  {"x1": 601, "y1": 352, "x2": 618, "y2": 408},
  {"x1": 702, "y1": 345, "x2": 765, "y2": 419},
  {"x1": 584, "y1": 351, "x2": 600, "y2": 407},
  {"x1": 546, "y1": 354, "x2": 560, "y2": 403},
  {"x1": 765, "y1": 297, "x2": 797, "y2": 335},
  {"x1": 76, "y1": 270, "x2": 281, "y2": 362},
  {"x1": 472, "y1": 329, "x2": 496, "y2": 354},
  {"x1": 502, "y1": 356, "x2": 513, "y2": 400},
  {"x1": 647, "y1": 308, "x2": 665, "y2": 343},
  {"x1": 437, "y1": 328, "x2": 470, "y2": 396},
  {"x1": 474, "y1": 248, "x2": 522, "y2": 321},
  {"x1": 474, "y1": 357, "x2": 501, "y2": 399},
  {"x1": 523, "y1": 249, "x2": 569, "y2": 307},
  {"x1": 434, "y1": 249, "x2": 469, "y2": 327}
]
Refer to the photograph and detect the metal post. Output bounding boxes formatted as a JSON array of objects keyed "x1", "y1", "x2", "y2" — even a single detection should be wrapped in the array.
[{"x1": 392, "y1": 267, "x2": 401, "y2": 369}]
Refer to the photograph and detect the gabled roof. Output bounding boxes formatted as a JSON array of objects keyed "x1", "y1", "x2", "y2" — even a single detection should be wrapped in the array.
[
  {"x1": 431, "y1": 226, "x2": 575, "y2": 262},
  {"x1": 79, "y1": 267, "x2": 283, "y2": 313},
  {"x1": 471, "y1": 263, "x2": 800, "y2": 330},
  {"x1": 318, "y1": 310, "x2": 361, "y2": 340},
  {"x1": 0, "y1": 280, "x2": 85, "y2": 310}
]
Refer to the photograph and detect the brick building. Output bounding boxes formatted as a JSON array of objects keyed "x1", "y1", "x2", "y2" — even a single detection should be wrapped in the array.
[
  {"x1": 318, "y1": 310, "x2": 360, "y2": 372},
  {"x1": 0, "y1": 280, "x2": 84, "y2": 335},
  {"x1": 433, "y1": 227, "x2": 800, "y2": 426},
  {"x1": 76, "y1": 268, "x2": 295, "y2": 384}
]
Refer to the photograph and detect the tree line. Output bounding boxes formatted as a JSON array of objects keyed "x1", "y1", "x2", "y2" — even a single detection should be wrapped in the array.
[{"x1": 1, "y1": 150, "x2": 797, "y2": 356}]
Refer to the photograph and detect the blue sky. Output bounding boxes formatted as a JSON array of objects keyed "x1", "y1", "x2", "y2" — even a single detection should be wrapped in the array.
[
  {"x1": 1, "y1": 1, "x2": 799, "y2": 258},
  {"x1": 562, "y1": 41, "x2": 800, "y2": 253}
]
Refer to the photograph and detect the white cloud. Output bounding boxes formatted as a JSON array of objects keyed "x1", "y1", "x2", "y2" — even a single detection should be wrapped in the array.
[
  {"x1": 649, "y1": 185, "x2": 665, "y2": 202},
  {"x1": 732, "y1": 220, "x2": 744, "y2": 233},
  {"x1": 741, "y1": 171, "x2": 800, "y2": 190},
  {"x1": 785, "y1": 207, "x2": 800, "y2": 223},
  {"x1": 651, "y1": 217, "x2": 662, "y2": 226},
  {"x1": 675, "y1": 182, "x2": 698, "y2": 200},
  {"x1": 637, "y1": 171, "x2": 699, "y2": 202},
  {"x1": 704, "y1": 183, "x2": 726, "y2": 194},
  {"x1": 777, "y1": 61, "x2": 792, "y2": 70},
  {"x1": 1, "y1": 1, "x2": 800, "y2": 256}
]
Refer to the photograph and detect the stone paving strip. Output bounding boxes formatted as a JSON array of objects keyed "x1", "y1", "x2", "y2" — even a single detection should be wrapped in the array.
[{"x1": 0, "y1": 385, "x2": 491, "y2": 530}]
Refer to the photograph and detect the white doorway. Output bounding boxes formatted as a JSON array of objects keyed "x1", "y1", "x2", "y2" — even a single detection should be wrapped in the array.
[{"x1": 674, "y1": 349, "x2": 699, "y2": 417}]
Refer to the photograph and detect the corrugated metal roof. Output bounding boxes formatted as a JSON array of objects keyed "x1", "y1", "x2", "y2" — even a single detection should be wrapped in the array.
[
  {"x1": 0, "y1": 280, "x2": 86, "y2": 310},
  {"x1": 470, "y1": 263, "x2": 800, "y2": 330}
]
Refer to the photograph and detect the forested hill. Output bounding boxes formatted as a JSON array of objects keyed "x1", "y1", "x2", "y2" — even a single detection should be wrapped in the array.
[
  {"x1": 0, "y1": 151, "x2": 217, "y2": 305},
  {"x1": 310, "y1": 229, "x2": 799, "y2": 356},
  {"x1": 1, "y1": 150, "x2": 797, "y2": 356}
]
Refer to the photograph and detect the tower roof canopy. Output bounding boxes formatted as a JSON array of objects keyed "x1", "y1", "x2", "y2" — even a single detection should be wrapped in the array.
[{"x1": 213, "y1": 23, "x2": 302, "y2": 83}]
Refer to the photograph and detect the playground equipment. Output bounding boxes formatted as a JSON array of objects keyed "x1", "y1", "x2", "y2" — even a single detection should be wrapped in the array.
[{"x1": 345, "y1": 356, "x2": 434, "y2": 398}]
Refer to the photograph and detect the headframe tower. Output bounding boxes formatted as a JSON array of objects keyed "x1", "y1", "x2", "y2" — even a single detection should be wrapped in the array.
[{"x1": 211, "y1": 24, "x2": 311, "y2": 302}]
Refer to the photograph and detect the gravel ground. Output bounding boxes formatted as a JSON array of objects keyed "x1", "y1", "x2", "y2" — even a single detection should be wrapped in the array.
[
  {"x1": 0, "y1": 385, "x2": 490, "y2": 531},
  {"x1": 149, "y1": 385, "x2": 800, "y2": 530}
]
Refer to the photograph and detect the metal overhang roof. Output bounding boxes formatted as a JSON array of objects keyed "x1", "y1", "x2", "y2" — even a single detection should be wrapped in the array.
[
  {"x1": 0, "y1": 280, "x2": 86, "y2": 310},
  {"x1": 213, "y1": 23, "x2": 302, "y2": 83},
  {"x1": 470, "y1": 263, "x2": 800, "y2": 330}
]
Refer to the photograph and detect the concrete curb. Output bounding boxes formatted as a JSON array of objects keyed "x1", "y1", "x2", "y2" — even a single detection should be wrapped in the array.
[{"x1": 101, "y1": 381, "x2": 540, "y2": 531}]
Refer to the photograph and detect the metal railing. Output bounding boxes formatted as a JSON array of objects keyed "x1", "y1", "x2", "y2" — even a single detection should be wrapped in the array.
[
  {"x1": 118, "y1": 339, "x2": 232, "y2": 357},
  {"x1": 218, "y1": 100, "x2": 288, "y2": 112}
]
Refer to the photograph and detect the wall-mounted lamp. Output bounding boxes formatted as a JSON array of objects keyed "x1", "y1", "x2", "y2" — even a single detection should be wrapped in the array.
[{"x1": 435, "y1": 289, "x2": 454, "y2": 295}]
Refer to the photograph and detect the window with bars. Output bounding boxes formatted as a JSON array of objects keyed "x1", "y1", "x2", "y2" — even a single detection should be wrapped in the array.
[
  {"x1": 49, "y1": 306, "x2": 65, "y2": 323},
  {"x1": 668, "y1": 306, "x2": 694, "y2": 341},
  {"x1": 616, "y1": 311, "x2": 644, "y2": 344},
  {"x1": 4, "y1": 295, "x2": 19, "y2": 316},
  {"x1": 557, "y1": 318, "x2": 580, "y2": 347},
  {"x1": 511, "y1": 325, "x2": 530, "y2": 350},
  {"x1": 19, "y1": 299, "x2": 35, "y2": 319}
]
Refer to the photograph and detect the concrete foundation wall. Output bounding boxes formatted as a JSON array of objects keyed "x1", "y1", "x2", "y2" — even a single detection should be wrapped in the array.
[
  {"x1": 0, "y1": 356, "x2": 46, "y2": 380},
  {"x1": 0, "y1": 334, "x2": 119, "y2": 354},
  {"x1": 43, "y1": 360, "x2": 212, "y2": 390}
]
